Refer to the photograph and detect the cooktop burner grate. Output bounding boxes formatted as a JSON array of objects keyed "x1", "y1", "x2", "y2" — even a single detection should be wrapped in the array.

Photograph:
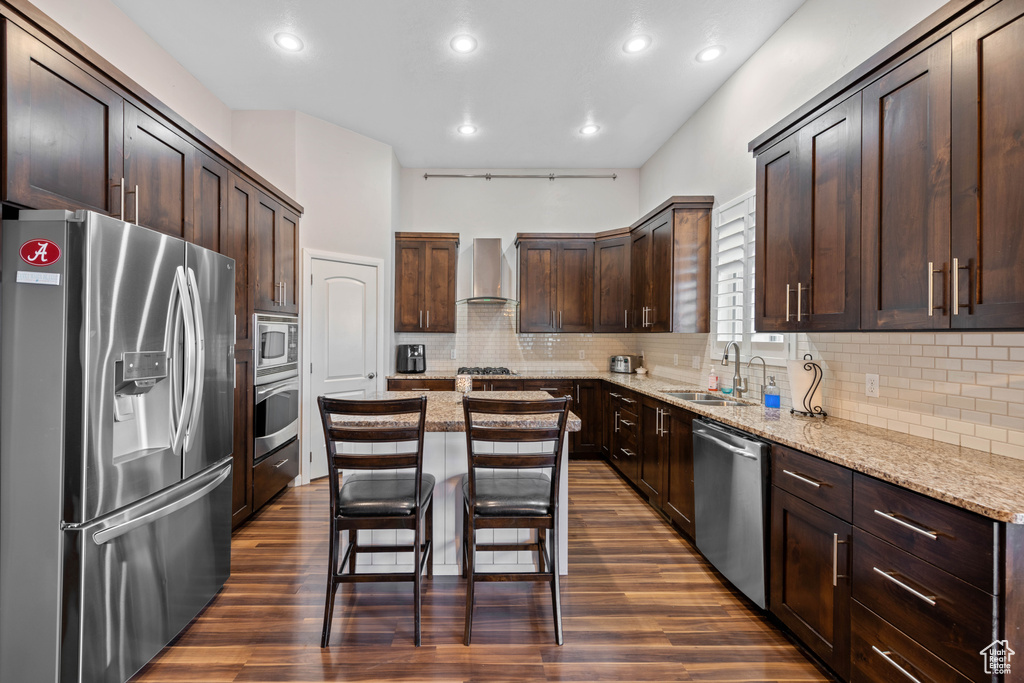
[{"x1": 457, "y1": 366, "x2": 512, "y2": 375}]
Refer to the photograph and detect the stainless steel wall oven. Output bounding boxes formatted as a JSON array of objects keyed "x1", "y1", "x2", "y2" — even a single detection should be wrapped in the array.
[{"x1": 253, "y1": 314, "x2": 299, "y2": 463}]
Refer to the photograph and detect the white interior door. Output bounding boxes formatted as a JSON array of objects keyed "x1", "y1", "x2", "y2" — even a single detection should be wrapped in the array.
[{"x1": 308, "y1": 258, "x2": 379, "y2": 480}]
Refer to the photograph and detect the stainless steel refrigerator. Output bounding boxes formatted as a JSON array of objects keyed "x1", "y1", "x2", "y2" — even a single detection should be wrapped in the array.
[{"x1": 0, "y1": 210, "x2": 235, "y2": 683}]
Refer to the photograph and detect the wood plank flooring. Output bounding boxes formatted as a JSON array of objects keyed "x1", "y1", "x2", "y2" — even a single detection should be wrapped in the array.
[{"x1": 130, "y1": 462, "x2": 831, "y2": 682}]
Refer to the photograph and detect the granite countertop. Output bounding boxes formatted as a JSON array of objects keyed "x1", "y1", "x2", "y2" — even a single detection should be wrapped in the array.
[
  {"x1": 389, "y1": 371, "x2": 1024, "y2": 523},
  {"x1": 332, "y1": 390, "x2": 581, "y2": 433}
]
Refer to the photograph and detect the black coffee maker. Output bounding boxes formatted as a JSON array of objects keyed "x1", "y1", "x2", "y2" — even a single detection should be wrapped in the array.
[{"x1": 396, "y1": 344, "x2": 426, "y2": 373}]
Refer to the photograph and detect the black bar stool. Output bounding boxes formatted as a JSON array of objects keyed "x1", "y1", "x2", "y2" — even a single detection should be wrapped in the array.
[
  {"x1": 460, "y1": 395, "x2": 571, "y2": 646},
  {"x1": 317, "y1": 395, "x2": 433, "y2": 647}
]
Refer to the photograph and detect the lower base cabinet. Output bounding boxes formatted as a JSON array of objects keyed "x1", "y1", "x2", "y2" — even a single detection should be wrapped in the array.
[
  {"x1": 771, "y1": 488, "x2": 852, "y2": 680},
  {"x1": 572, "y1": 380, "x2": 602, "y2": 456},
  {"x1": 662, "y1": 406, "x2": 695, "y2": 538},
  {"x1": 253, "y1": 438, "x2": 300, "y2": 511}
]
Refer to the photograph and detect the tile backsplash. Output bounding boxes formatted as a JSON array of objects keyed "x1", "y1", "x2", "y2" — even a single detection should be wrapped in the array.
[{"x1": 396, "y1": 308, "x2": 1024, "y2": 460}]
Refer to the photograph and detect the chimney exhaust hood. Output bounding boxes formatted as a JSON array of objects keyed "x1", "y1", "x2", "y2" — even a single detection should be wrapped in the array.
[{"x1": 456, "y1": 238, "x2": 516, "y2": 304}]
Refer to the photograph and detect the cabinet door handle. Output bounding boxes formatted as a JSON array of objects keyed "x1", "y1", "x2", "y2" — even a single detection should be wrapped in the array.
[
  {"x1": 613, "y1": 410, "x2": 620, "y2": 432},
  {"x1": 426, "y1": 310, "x2": 430, "y2": 328},
  {"x1": 118, "y1": 177, "x2": 125, "y2": 219},
  {"x1": 786, "y1": 284, "x2": 792, "y2": 321},
  {"x1": 782, "y1": 469, "x2": 822, "y2": 488},
  {"x1": 419, "y1": 310, "x2": 423, "y2": 328},
  {"x1": 282, "y1": 282, "x2": 287, "y2": 306},
  {"x1": 134, "y1": 184, "x2": 140, "y2": 224},
  {"x1": 927, "y1": 262, "x2": 945, "y2": 317},
  {"x1": 559, "y1": 310, "x2": 562, "y2": 329},
  {"x1": 953, "y1": 257, "x2": 970, "y2": 316},
  {"x1": 871, "y1": 646, "x2": 923, "y2": 683},
  {"x1": 832, "y1": 534, "x2": 848, "y2": 587},
  {"x1": 873, "y1": 510, "x2": 938, "y2": 540},
  {"x1": 872, "y1": 567, "x2": 937, "y2": 606},
  {"x1": 796, "y1": 282, "x2": 803, "y2": 322},
  {"x1": 624, "y1": 309, "x2": 628, "y2": 329}
]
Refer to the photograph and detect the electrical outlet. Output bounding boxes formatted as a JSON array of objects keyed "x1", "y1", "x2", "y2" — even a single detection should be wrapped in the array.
[
  {"x1": 865, "y1": 373, "x2": 879, "y2": 398},
  {"x1": 692, "y1": 355, "x2": 701, "y2": 369},
  {"x1": 579, "y1": 350, "x2": 585, "y2": 360},
  {"x1": 673, "y1": 354, "x2": 679, "y2": 366},
  {"x1": 450, "y1": 349, "x2": 456, "y2": 360}
]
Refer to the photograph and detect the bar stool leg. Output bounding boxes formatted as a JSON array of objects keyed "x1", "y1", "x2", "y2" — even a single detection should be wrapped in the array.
[
  {"x1": 537, "y1": 528, "x2": 546, "y2": 573},
  {"x1": 426, "y1": 496, "x2": 434, "y2": 578},
  {"x1": 413, "y1": 517, "x2": 423, "y2": 647},
  {"x1": 550, "y1": 518, "x2": 563, "y2": 646},
  {"x1": 463, "y1": 519, "x2": 476, "y2": 645},
  {"x1": 321, "y1": 520, "x2": 339, "y2": 647}
]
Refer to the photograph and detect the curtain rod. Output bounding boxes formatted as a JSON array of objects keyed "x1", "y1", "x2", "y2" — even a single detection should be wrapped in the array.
[{"x1": 422, "y1": 172, "x2": 617, "y2": 181}]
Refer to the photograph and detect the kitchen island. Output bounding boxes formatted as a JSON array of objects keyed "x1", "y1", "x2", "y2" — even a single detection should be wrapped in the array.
[{"x1": 332, "y1": 391, "x2": 579, "y2": 576}]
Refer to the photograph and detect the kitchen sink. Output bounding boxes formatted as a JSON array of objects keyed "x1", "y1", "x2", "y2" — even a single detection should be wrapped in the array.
[
  {"x1": 665, "y1": 392, "x2": 750, "y2": 407},
  {"x1": 665, "y1": 392, "x2": 721, "y2": 401}
]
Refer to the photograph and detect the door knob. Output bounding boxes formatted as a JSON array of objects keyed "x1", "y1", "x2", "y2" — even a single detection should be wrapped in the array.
[{"x1": 367, "y1": 372, "x2": 376, "y2": 379}]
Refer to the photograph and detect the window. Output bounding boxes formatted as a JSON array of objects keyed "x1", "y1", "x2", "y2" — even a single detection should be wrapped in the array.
[{"x1": 711, "y1": 191, "x2": 788, "y2": 363}]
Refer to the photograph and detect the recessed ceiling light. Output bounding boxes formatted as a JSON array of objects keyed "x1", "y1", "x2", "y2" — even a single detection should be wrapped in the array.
[
  {"x1": 623, "y1": 36, "x2": 651, "y2": 53},
  {"x1": 580, "y1": 124, "x2": 600, "y2": 136},
  {"x1": 696, "y1": 45, "x2": 725, "y2": 62},
  {"x1": 274, "y1": 32, "x2": 304, "y2": 52},
  {"x1": 450, "y1": 35, "x2": 478, "y2": 53},
  {"x1": 458, "y1": 124, "x2": 477, "y2": 135}
]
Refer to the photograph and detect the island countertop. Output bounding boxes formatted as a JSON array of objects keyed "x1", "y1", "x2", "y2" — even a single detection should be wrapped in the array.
[
  {"x1": 389, "y1": 372, "x2": 1024, "y2": 524},
  {"x1": 338, "y1": 390, "x2": 582, "y2": 433}
]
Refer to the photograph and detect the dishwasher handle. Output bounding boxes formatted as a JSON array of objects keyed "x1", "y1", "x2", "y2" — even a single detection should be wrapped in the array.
[{"x1": 694, "y1": 428, "x2": 759, "y2": 460}]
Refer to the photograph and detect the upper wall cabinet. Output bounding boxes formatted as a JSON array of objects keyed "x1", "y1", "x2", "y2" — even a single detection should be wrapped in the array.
[
  {"x1": 756, "y1": 95, "x2": 861, "y2": 332},
  {"x1": 594, "y1": 229, "x2": 632, "y2": 332},
  {"x1": 253, "y1": 191, "x2": 300, "y2": 314},
  {"x1": 394, "y1": 232, "x2": 459, "y2": 333},
  {"x1": 124, "y1": 103, "x2": 195, "y2": 239},
  {"x1": 861, "y1": 39, "x2": 953, "y2": 329},
  {"x1": 516, "y1": 236, "x2": 594, "y2": 333},
  {"x1": 752, "y1": 0, "x2": 1024, "y2": 331},
  {"x1": 950, "y1": 0, "x2": 1024, "y2": 328},
  {"x1": 630, "y1": 197, "x2": 712, "y2": 334},
  {"x1": 4, "y1": 22, "x2": 124, "y2": 216}
]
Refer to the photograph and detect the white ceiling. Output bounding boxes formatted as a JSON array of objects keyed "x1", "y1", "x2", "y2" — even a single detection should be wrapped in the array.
[{"x1": 111, "y1": 0, "x2": 805, "y2": 169}]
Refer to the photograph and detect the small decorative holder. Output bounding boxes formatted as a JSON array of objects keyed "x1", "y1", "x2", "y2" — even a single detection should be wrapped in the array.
[
  {"x1": 455, "y1": 374, "x2": 473, "y2": 393},
  {"x1": 787, "y1": 353, "x2": 827, "y2": 418}
]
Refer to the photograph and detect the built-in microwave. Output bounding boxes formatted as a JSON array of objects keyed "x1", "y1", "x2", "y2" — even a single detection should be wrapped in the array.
[{"x1": 254, "y1": 313, "x2": 299, "y2": 385}]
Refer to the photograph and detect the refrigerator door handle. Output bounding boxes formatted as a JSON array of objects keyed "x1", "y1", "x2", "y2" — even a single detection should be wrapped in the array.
[
  {"x1": 171, "y1": 266, "x2": 197, "y2": 456},
  {"x1": 91, "y1": 462, "x2": 231, "y2": 545},
  {"x1": 183, "y1": 267, "x2": 206, "y2": 453}
]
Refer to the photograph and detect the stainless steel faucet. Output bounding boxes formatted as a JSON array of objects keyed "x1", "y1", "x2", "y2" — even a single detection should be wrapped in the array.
[
  {"x1": 722, "y1": 341, "x2": 747, "y2": 398},
  {"x1": 747, "y1": 355, "x2": 767, "y2": 402}
]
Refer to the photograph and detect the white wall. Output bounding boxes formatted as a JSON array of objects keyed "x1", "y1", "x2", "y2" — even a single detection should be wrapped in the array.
[
  {"x1": 31, "y1": 0, "x2": 234, "y2": 150},
  {"x1": 230, "y1": 111, "x2": 297, "y2": 199},
  {"x1": 639, "y1": 0, "x2": 948, "y2": 210},
  {"x1": 400, "y1": 168, "x2": 639, "y2": 247}
]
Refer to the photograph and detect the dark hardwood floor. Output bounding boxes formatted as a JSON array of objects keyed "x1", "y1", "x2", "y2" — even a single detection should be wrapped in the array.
[{"x1": 131, "y1": 462, "x2": 829, "y2": 682}]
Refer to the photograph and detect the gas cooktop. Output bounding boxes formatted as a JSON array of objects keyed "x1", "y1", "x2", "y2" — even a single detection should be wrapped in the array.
[{"x1": 457, "y1": 366, "x2": 512, "y2": 375}]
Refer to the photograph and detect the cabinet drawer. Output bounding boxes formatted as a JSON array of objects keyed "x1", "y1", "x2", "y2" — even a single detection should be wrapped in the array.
[
  {"x1": 851, "y1": 600, "x2": 973, "y2": 683},
  {"x1": 522, "y1": 379, "x2": 572, "y2": 397},
  {"x1": 484, "y1": 378, "x2": 524, "y2": 391},
  {"x1": 254, "y1": 439, "x2": 300, "y2": 510},
  {"x1": 853, "y1": 474, "x2": 996, "y2": 591},
  {"x1": 852, "y1": 528, "x2": 996, "y2": 681},
  {"x1": 387, "y1": 378, "x2": 455, "y2": 391},
  {"x1": 773, "y1": 445, "x2": 853, "y2": 520}
]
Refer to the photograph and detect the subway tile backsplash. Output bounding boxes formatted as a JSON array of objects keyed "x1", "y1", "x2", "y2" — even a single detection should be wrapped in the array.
[{"x1": 395, "y1": 306, "x2": 1024, "y2": 460}]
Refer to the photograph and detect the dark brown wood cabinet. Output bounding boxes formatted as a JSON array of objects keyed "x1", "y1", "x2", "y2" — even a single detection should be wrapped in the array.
[
  {"x1": 124, "y1": 103, "x2": 195, "y2": 239},
  {"x1": 478, "y1": 378, "x2": 524, "y2": 392},
  {"x1": 950, "y1": 0, "x2": 1024, "y2": 328},
  {"x1": 606, "y1": 388, "x2": 640, "y2": 484},
  {"x1": 4, "y1": 21, "x2": 124, "y2": 216},
  {"x1": 771, "y1": 488, "x2": 852, "y2": 679},
  {"x1": 394, "y1": 233, "x2": 459, "y2": 333},
  {"x1": 861, "y1": 38, "x2": 953, "y2": 329},
  {"x1": 756, "y1": 95, "x2": 861, "y2": 331},
  {"x1": 571, "y1": 380, "x2": 602, "y2": 456},
  {"x1": 662, "y1": 406, "x2": 695, "y2": 538},
  {"x1": 192, "y1": 151, "x2": 228, "y2": 251},
  {"x1": 253, "y1": 191, "x2": 299, "y2": 313},
  {"x1": 231, "y1": 354, "x2": 253, "y2": 526},
  {"x1": 516, "y1": 236, "x2": 594, "y2": 333},
  {"x1": 387, "y1": 378, "x2": 456, "y2": 391},
  {"x1": 630, "y1": 198, "x2": 712, "y2": 333},
  {"x1": 594, "y1": 229, "x2": 632, "y2": 332},
  {"x1": 638, "y1": 396, "x2": 667, "y2": 507}
]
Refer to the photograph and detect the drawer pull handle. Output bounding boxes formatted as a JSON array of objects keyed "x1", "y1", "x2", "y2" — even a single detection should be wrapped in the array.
[
  {"x1": 874, "y1": 510, "x2": 938, "y2": 540},
  {"x1": 872, "y1": 567, "x2": 937, "y2": 606},
  {"x1": 619, "y1": 419, "x2": 635, "y2": 427},
  {"x1": 621, "y1": 397, "x2": 636, "y2": 404},
  {"x1": 273, "y1": 459, "x2": 289, "y2": 469},
  {"x1": 621, "y1": 448, "x2": 635, "y2": 458},
  {"x1": 783, "y1": 469, "x2": 822, "y2": 488},
  {"x1": 609, "y1": 393, "x2": 622, "y2": 399},
  {"x1": 871, "y1": 646, "x2": 923, "y2": 683}
]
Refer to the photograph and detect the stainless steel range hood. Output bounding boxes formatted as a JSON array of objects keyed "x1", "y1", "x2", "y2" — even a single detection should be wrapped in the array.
[{"x1": 456, "y1": 238, "x2": 517, "y2": 304}]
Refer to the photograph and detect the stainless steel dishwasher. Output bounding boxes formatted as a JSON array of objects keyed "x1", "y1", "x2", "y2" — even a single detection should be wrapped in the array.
[{"x1": 692, "y1": 419, "x2": 769, "y2": 608}]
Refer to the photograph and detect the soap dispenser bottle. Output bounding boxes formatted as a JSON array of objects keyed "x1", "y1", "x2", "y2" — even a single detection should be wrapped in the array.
[{"x1": 764, "y1": 376, "x2": 781, "y2": 408}]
